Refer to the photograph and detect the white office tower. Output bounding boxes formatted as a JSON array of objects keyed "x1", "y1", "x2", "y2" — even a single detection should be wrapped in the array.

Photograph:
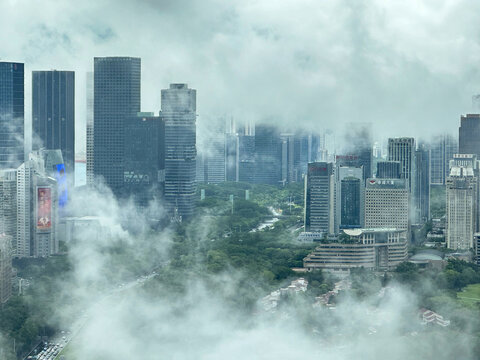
[
  {"x1": 365, "y1": 178, "x2": 409, "y2": 230},
  {"x1": 16, "y1": 151, "x2": 59, "y2": 257},
  {"x1": 446, "y1": 166, "x2": 477, "y2": 250}
]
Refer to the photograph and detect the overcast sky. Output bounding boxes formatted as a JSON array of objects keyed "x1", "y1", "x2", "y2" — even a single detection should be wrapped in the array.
[{"x1": 2, "y1": 0, "x2": 480, "y2": 152}]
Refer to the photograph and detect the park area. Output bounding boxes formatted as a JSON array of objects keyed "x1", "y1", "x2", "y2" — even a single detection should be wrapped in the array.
[{"x1": 457, "y1": 283, "x2": 480, "y2": 307}]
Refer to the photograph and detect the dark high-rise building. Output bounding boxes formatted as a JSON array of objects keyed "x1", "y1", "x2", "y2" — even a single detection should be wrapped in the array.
[
  {"x1": 254, "y1": 124, "x2": 282, "y2": 185},
  {"x1": 86, "y1": 72, "x2": 94, "y2": 186},
  {"x1": 341, "y1": 123, "x2": 372, "y2": 181},
  {"x1": 335, "y1": 166, "x2": 363, "y2": 232},
  {"x1": 459, "y1": 114, "x2": 480, "y2": 157},
  {"x1": 0, "y1": 62, "x2": 24, "y2": 169},
  {"x1": 415, "y1": 144, "x2": 430, "y2": 223},
  {"x1": 280, "y1": 133, "x2": 295, "y2": 184},
  {"x1": 124, "y1": 112, "x2": 165, "y2": 206},
  {"x1": 93, "y1": 57, "x2": 141, "y2": 193},
  {"x1": 429, "y1": 134, "x2": 457, "y2": 186},
  {"x1": 238, "y1": 134, "x2": 255, "y2": 183},
  {"x1": 376, "y1": 161, "x2": 401, "y2": 179},
  {"x1": 304, "y1": 162, "x2": 335, "y2": 234},
  {"x1": 162, "y1": 84, "x2": 197, "y2": 220},
  {"x1": 32, "y1": 70, "x2": 75, "y2": 175}
]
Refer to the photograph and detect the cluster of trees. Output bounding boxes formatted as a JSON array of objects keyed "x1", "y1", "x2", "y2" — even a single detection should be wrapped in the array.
[{"x1": 0, "y1": 256, "x2": 72, "y2": 359}]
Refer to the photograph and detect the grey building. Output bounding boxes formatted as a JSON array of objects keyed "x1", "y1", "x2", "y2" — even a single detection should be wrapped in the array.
[
  {"x1": 162, "y1": 84, "x2": 197, "y2": 220},
  {"x1": 254, "y1": 124, "x2": 282, "y2": 185},
  {"x1": 0, "y1": 234, "x2": 12, "y2": 303},
  {"x1": 459, "y1": 114, "x2": 480, "y2": 158},
  {"x1": 225, "y1": 132, "x2": 239, "y2": 182},
  {"x1": 341, "y1": 123, "x2": 373, "y2": 181},
  {"x1": 93, "y1": 57, "x2": 141, "y2": 193},
  {"x1": 430, "y1": 134, "x2": 457, "y2": 186},
  {"x1": 32, "y1": 70, "x2": 75, "y2": 176},
  {"x1": 280, "y1": 133, "x2": 295, "y2": 184},
  {"x1": 376, "y1": 161, "x2": 401, "y2": 179},
  {"x1": 86, "y1": 72, "x2": 94, "y2": 186},
  {"x1": 415, "y1": 144, "x2": 430, "y2": 223},
  {"x1": 124, "y1": 112, "x2": 165, "y2": 206},
  {"x1": 304, "y1": 162, "x2": 335, "y2": 234},
  {"x1": 0, "y1": 62, "x2": 24, "y2": 169},
  {"x1": 238, "y1": 134, "x2": 255, "y2": 183},
  {"x1": 335, "y1": 166, "x2": 364, "y2": 232}
]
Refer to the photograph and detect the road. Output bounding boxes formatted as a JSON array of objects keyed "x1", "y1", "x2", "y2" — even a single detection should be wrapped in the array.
[{"x1": 21, "y1": 270, "x2": 159, "y2": 360}]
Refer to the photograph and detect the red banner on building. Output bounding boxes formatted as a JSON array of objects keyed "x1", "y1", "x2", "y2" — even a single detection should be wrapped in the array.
[{"x1": 37, "y1": 188, "x2": 52, "y2": 230}]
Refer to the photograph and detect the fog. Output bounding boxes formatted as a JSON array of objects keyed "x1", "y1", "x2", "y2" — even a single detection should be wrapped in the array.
[
  {"x1": 1, "y1": 0, "x2": 480, "y2": 152},
  {"x1": 1, "y1": 1, "x2": 480, "y2": 358},
  {"x1": 3, "y1": 184, "x2": 467, "y2": 360}
]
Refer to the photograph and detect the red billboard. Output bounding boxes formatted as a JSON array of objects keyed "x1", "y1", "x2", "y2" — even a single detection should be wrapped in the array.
[{"x1": 37, "y1": 188, "x2": 52, "y2": 230}]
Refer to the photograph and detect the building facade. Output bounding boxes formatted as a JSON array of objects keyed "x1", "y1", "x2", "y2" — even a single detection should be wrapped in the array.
[
  {"x1": 303, "y1": 228, "x2": 408, "y2": 273},
  {"x1": 32, "y1": 70, "x2": 75, "y2": 176},
  {"x1": 365, "y1": 178, "x2": 409, "y2": 230},
  {"x1": 446, "y1": 166, "x2": 477, "y2": 250},
  {"x1": 304, "y1": 162, "x2": 335, "y2": 234},
  {"x1": 430, "y1": 134, "x2": 457, "y2": 186},
  {"x1": 0, "y1": 62, "x2": 24, "y2": 169},
  {"x1": 335, "y1": 166, "x2": 364, "y2": 232},
  {"x1": 376, "y1": 161, "x2": 401, "y2": 179},
  {"x1": 459, "y1": 114, "x2": 480, "y2": 158},
  {"x1": 124, "y1": 112, "x2": 165, "y2": 206},
  {"x1": 0, "y1": 234, "x2": 12, "y2": 303},
  {"x1": 93, "y1": 57, "x2": 141, "y2": 192},
  {"x1": 162, "y1": 84, "x2": 197, "y2": 220},
  {"x1": 254, "y1": 125, "x2": 282, "y2": 185}
]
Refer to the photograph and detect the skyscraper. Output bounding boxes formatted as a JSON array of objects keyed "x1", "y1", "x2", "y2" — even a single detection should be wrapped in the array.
[
  {"x1": 335, "y1": 166, "x2": 364, "y2": 232},
  {"x1": 280, "y1": 133, "x2": 295, "y2": 184},
  {"x1": 225, "y1": 132, "x2": 239, "y2": 182},
  {"x1": 162, "y1": 84, "x2": 197, "y2": 220},
  {"x1": 304, "y1": 162, "x2": 335, "y2": 234},
  {"x1": 365, "y1": 178, "x2": 409, "y2": 230},
  {"x1": 16, "y1": 151, "x2": 59, "y2": 258},
  {"x1": 388, "y1": 138, "x2": 416, "y2": 190},
  {"x1": 86, "y1": 72, "x2": 94, "y2": 186},
  {"x1": 205, "y1": 133, "x2": 225, "y2": 184},
  {"x1": 124, "y1": 112, "x2": 165, "y2": 206},
  {"x1": 0, "y1": 234, "x2": 12, "y2": 303},
  {"x1": 459, "y1": 114, "x2": 480, "y2": 157},
  {"x1": 32, "y1": 70, "x2": 75, "y2": 176},
  {"x1": 415, "y1": 144, "x2": 430, "y2": 223},
  {"x1": 376, "y1": 161, "x2": 401, "y2": 179},
  {"x1": 446, "y1": 166, "x2": 477, "y2": 250},
  {"x1": 341, "y1": 123, "x2": 373, "y2": 181},
  {"x1": 0, "y1": 62, "x2": 24, "y2": 169},
  {"x1": 254, "y1": 124, "x2": 282, "y2": 185},
  {"x1": 238, "y1": 134, "x2": 255, "y2": 183},
  {"x1": 93, "y1": 57, "x2": 141, "y2": 192},
  {"x1": 430, "y1": 134, "x2": 457, "y2": 185}
]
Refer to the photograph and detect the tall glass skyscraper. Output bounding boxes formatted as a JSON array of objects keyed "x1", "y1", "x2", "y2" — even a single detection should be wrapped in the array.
[
  {"x1": 162, "y1": 84, "x2": 197, "y2": 220},
  {"x1": 0, "y1": 62, "x2": 24, "y2": 169},
  {"x1": 459, "y1": 114, "x2": 480, "y2": 157},
  {"x1": 93, "y1": 57, "x2": 141, "y2": 193},
  {"x1": 32, "y1": 70, "x2": 75, "y2": 175}
]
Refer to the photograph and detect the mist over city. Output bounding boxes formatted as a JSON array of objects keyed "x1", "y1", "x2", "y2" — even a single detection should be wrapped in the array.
[{"x1": 1, "y1": 1, "x2": 480, "y2": 360}]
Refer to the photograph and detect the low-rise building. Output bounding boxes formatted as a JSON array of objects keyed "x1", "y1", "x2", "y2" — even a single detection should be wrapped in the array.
[{"x1": 303, "y1": 228, "x2": 408, "y2": 274}]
